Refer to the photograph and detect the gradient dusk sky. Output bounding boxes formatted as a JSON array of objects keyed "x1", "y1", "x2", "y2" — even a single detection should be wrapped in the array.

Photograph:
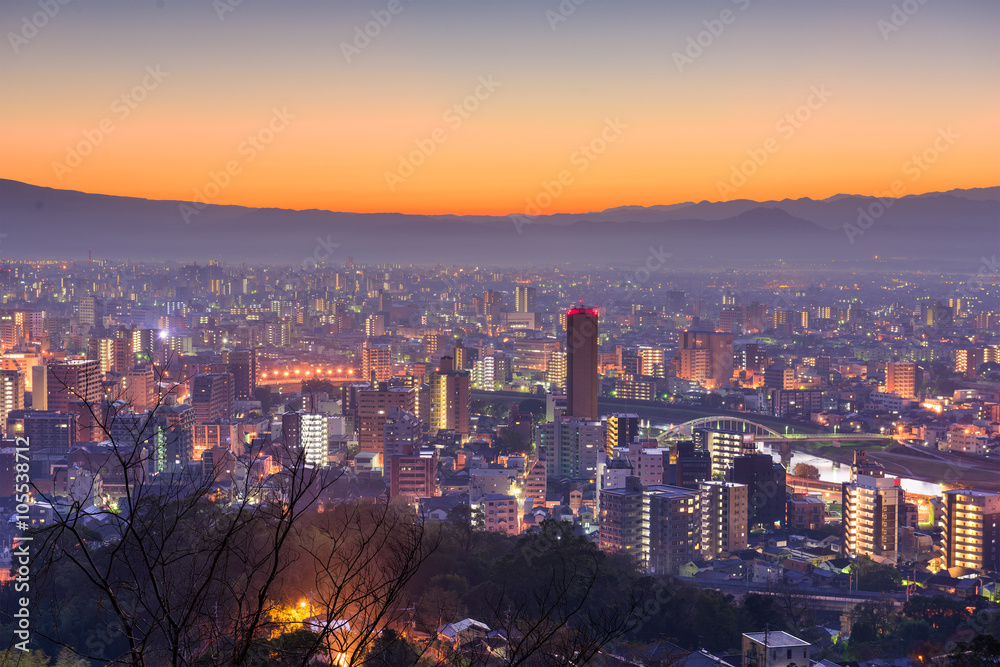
[{"x1": 1, "y1": 0, "x2": 998, "y2": 215}]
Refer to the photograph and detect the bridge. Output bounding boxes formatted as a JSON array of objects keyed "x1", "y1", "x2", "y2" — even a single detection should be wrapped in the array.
[
  {"x1": 657, "y1": 416, "x2": 897, "y2": 444},
  {"x1": 658, "y1": 416, "x2": 783, "y2": 441},
  {"x1": 676, "y1": 577, "x2": 906, "y2": 614}
]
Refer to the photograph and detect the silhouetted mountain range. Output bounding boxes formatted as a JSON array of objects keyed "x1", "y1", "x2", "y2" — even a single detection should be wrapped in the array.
[{"x1": 0, "y1": 179, "x2": 996, "y2": 267}]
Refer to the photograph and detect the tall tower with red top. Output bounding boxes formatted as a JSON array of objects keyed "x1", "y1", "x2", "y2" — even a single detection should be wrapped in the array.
[{"x1": 566, "y1": 306, "x2": 598, "y2": 421}]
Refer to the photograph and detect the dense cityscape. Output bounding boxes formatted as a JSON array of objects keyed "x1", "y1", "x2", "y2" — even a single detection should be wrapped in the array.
[
  {"x1": 0, "y1": 258, "x2": 997, "y2": 665},
  {"x1": 2, "y1": 0, "x2": 999, "y2": 665}
]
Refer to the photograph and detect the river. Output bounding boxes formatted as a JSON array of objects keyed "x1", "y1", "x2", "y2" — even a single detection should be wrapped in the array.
[{"x1": 651, "y1": 421, "x2": 942, "y2": 497}]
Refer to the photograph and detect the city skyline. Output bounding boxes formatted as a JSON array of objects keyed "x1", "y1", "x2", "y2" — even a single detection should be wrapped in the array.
[{"x1": 1, "y1": 2, "x2": 999, "y2": 664}]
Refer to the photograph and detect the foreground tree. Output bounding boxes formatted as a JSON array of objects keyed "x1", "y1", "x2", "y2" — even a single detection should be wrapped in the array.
[
  {"x1": 11, "y1": 367, "x2": 644, "y2": 667},
  {"x1": 20, "y1": 366, "x2": 423, "y2": 666}
]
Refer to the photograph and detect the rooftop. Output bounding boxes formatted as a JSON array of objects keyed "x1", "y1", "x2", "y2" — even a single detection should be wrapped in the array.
[{"x1": 743, "y1": 631, "x2": 810, "y2": 648}]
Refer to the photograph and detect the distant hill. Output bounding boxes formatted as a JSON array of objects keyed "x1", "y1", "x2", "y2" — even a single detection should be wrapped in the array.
[{"x1": 0, "y1": 179, "x2": 996, "y2": 267}]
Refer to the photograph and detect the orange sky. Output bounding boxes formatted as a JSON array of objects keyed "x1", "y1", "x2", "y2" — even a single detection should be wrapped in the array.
[{"x1": 1, "y1": 1, "x2": 997, "y2": 215}]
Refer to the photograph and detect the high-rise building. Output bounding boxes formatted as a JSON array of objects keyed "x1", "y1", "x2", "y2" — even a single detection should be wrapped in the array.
[
  {"x1": 512, "y1": 338, "x2": 562, "y2": 374},
  {"x1": 472, "y1": 352, "x2": 509, "y2": 391},
  {"x1": 122, "y1": 365, "x2": 156, "y2": 412},
  {"x1": 637, "y1": 346, "x2": 665, "y2": 377},
  {"x1": 885, "y1": 361, "x2": 918, "y2": 399},
  {"x1": 31, "y1": 365, "x2": 47, "y2": 410},
  {"x1": 598, "y1": 478, "x2": 645, "y2": 557},
  {"x1": 694, "y1": 428, "x2": 756, "y2": 478},
  {"x1": 155, "y1": 404, "x2": 195, "y2": 471},
  {"x1": 941, "y1": 489, "x2": 1000, "y2": 572},
  {"x1": 364, "y1": 312, "x2": 386, "y2": 337},
  {"x1": 90, "y1": 337, "x2": 132, "y2": 375},
  {"x1": 764, "y1": 365, "x2": 795, "y2": 390},
  {"x1": 814, "y1": 355, "x2": 831, "y2": 377},
  {"x1": 6, "y1": 409, "x2": 77, "y2": 452},
  {"x1": 228, "y1": 348, "x2": 258, "y2": 401},
  {"x1": 423, "y1": 334, "x2": 452, "y2": 357},
  {"x1": 614, "y1": 376, "x2": 655, "y2": 401},
  {"x1": 623, "y1": 440, "x2": 668, "y2": 487},
  {"x1": 78, "y1": 296, "x2": 98, "y2": 330},
  {"x1": 390, "y1": 450, "x2": 438, "y2": 501},
  {"x1": 666, "y1": 441, "x2": 713, "y2": 489},
  {"x1": 282, "y1": 411, "x2": 329, "y2": 466},
  {"x1": 955, "y1": 349, "x2": 986, "y2": 379},
  {"x1": 191, "y1": 373, "x2": 235, "y2": 423},
  {"x1": 46, "y1": 360, "x2": 101, "y2": 412},
  {"x1": 429, "y1": 356, "x2": 470, "y2": 440},
  {"x1": 535, "y1": 412, "x2": 603, "y2": 482},
  {"x1": 0, "y1": 310, "x2": 29, "y2": 350},
  {"x1": 744, "y1": 302, "x2": 767, "y2": 332},
  {"x1": 700, "y1": 480, "x2": 749, "y2": 559},
  {"x1": 599, "y1": 477, "x2": 700, "y2": 575},
  {"x1": 131, "y1": 328, "x2": 158, "y2": 364},
  {"x1": 842, "y1": 475, "x2": 904, "y2": 562},
  {"x1": 605, "y1": 412, "x2": 639, "y2": 456},
  {"x1": 383, "y1": 406, "x2": 423, "y2": 489},
  {"x1": 677, "y1": 331, "x2": 733, "y2": 389},
  {"x1": 0, "y1": 370, "x2": 24, "y2": 437},
  {"x1": 483, "y1": 290, "x2": 501, "y2": 331},
  {"x1": 515, "y1": 286, "x2": 536, "y2": 313},
  {"x1": 453, "y1": 339, "x2": 478, "y2": 370},
  {"x1": 356, "y1": 383, "x2": 417, "y2": 453},
  {"x1": 524, "y1": 459, "x2": 546, "y2": 503},
  {"x1": 729, "y1": 454, "x2": 786, "y2": 529},
  {"x1": 718, "y1": 308, "x2": 743, "y2": 335},
  {"x1": 769, "y1": 389, "x2": 823, "y2": 419},
  {"x1": 786, "y1": 493, "x2": 825, "y2": 531},
  {"x1": 546, "y1": 350, "x2": 567, "y2": 391},
  {"x1": 566, "y1": 307, "x2": 598, "y2": 421},
  {"x1": 361, "y1": 341, "x2": 392, "y2": 384}
]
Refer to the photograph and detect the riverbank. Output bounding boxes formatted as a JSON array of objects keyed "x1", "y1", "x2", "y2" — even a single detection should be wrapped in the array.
[{"x1": 786, "y1": 440, "x2": 1000, "y2": 492}]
